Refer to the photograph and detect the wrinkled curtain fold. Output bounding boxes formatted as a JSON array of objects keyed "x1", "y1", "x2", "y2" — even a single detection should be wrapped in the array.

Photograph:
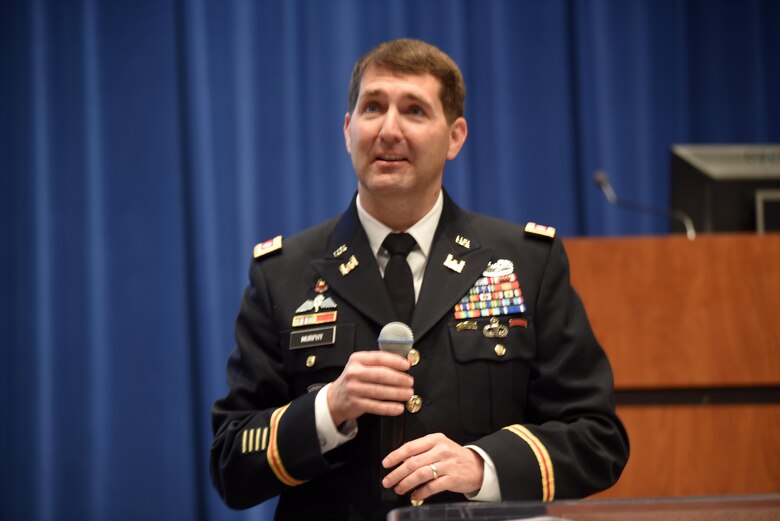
[{"x1": 2, "y1": 0, "x2": 778, "y2": 520}]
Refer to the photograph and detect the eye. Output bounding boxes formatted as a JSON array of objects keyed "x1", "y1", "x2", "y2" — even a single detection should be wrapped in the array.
[
  {"x1": 363, "y1": 102, "x2": 380, "y2": 114},
  {"x1": 408, "y1": 105, "x2": 425, "y2": 116}
]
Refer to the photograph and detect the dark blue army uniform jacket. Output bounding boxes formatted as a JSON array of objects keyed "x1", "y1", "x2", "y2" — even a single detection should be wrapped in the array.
[{"x1": 210, "y1": 193, "x2": 629, "y2": 520}]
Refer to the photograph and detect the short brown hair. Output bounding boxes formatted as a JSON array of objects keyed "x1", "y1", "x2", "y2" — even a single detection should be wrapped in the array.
[{"x1": 347, "y1": 38, "x2": 465, "y2": 124}]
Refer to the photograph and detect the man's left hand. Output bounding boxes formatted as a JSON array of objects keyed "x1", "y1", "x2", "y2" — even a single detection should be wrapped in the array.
[{"x1": 381, "y1": 433, "x2": 484, "y2": 501}]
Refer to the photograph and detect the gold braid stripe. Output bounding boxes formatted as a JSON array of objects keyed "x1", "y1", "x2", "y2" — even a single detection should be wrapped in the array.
[
  {"x1": 504, "y1": 425, "x2": 555, "y2": 501},
  {"x1": 266, "y1": 404, "x2": 306, "y2": 486}
]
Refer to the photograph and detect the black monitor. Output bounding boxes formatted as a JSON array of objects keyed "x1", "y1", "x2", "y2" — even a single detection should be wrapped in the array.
[{"x1": 671, "y1": 144, "x2": 780, "y2": 233}]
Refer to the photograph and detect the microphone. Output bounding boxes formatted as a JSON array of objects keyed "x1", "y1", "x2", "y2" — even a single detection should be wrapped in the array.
[
  {"x1": 377, "y1": 321, "x2": 414, "y2": 502},
  {"x1": 593, "y1": 170, "x2": 617, "y2": 204},
  {"x1": 378, "y1": 321, "x2": 414, "y2": 357},
  {"x1": 593, "y1": 170, "x2": 696, "y2": 240}
]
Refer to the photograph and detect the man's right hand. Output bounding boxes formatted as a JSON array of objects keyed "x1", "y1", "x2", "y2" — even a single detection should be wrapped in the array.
[{"x1": 327, "y1": 351, "x2": 414, "y2": 427}]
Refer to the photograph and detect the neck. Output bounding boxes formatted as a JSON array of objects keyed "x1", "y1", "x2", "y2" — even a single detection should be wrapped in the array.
[{"x1": 359, "y1": 189, "x2": 440, "y2": 231}]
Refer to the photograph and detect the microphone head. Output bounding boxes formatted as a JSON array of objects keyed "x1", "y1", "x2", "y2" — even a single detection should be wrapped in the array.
[
  {"x1": 593, "y1": 170, "x2": 617, "y2": 204},
  {"x1": 593, "y1": 170, "x2": 609, "y2": 187},
  {"x1": 378, "y1": 322, "x2": 414, "y2": 357}
]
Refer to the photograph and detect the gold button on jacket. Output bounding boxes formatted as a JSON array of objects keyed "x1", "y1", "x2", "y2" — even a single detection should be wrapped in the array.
[{"x1": 406, "y1": 394, "x2": 422, "y2": 413}]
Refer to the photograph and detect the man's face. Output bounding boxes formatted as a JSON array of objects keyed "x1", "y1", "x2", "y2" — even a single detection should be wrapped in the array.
[{"x1": 344, "y1": 66, "x2": 467, "y2": 206}]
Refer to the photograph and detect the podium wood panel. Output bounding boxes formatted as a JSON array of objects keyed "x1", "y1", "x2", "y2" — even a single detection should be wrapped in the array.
[
  {"x1": 564, "y1": 234, "x2": 780, "y2": 389},
  {"x1": 594, "y1": 404, "x2": 780, "y2": 498},
  {"x1": 563, "y1": 234, "x2": 779, "y2": 498}
]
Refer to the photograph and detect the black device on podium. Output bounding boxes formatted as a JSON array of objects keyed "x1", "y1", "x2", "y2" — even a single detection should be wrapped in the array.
[{"x1": 670, "y1": 144, "x2": 780, "y2": 233}]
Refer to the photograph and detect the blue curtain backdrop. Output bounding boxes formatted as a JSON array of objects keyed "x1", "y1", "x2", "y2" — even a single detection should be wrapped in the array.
[{"x1": 2, "y1": 0, "x2": 778, "y2": 519}]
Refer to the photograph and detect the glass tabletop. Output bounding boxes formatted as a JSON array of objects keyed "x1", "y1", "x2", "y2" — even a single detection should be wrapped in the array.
[{"x1": 387, "y1": 494, "x2": 780, "y2": 521}]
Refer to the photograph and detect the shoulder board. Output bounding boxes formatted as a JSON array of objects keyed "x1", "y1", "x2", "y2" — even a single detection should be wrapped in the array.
[
  {"x1": 524, "y1": 222, "x2": 556, "y2": 239},
  {"x1": 253, "y1": 235, "x2": 283, "y2": 260}
]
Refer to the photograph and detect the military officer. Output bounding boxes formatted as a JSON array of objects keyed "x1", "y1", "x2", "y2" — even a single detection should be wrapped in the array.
[{"x1": 210, "y1": 38, "x2": 629, "y2": 521}]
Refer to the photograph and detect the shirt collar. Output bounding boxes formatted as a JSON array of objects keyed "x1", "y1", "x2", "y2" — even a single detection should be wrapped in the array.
[{"x1": 356, "y1": 190, "x2": 443, "y2": 260}]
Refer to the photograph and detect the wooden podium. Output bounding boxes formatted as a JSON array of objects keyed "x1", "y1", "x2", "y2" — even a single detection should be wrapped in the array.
[{"x1": 563, "y1": 233, "x2": 780, "y2": 498}]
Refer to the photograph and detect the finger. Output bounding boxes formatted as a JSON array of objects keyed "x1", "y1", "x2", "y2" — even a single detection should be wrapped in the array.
[
  {"x1": 394, "y1": 461, "x2": 443, "y2": 496},
  {"x1": 334, "y1": 371, "x2": 413, "y2": 405},
  {"x1": 348, "y1": 397, "x2": 407, "y2": 417},
  {"x1": 329, "y1": 381, "x2": 413, "y2": 421},
  {"x1": 382, "y1": 450, "x2": 433, "y2": 489},
  {"x1": 410, "y1": 474, "x2": 448, "y2": 502},
  {"x1": 349, "y1": 350, "x2": 412, "y2": 371},
  {"x1": 339, "y1": 361, "x2": 414, "y2": 391},
  {"x1": 382, "y1": 433, "x2": 438, "y2": 469},
  {"x1": 414, "y1": 449, "x2": 485, "y2": 497},
  {"x1": 353, "y1": 365, "x2": 414, "y2": 388},
  {"x1": 346, "y1": 380, "x2": 414, "y2": 402}
]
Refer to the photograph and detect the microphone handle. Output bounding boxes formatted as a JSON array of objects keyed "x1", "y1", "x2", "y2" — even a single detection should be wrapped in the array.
[
  {"x1": 593, "y1": 170, "x2": 696, "y2": 239},
  {"x1": 376, "y1": 322, "x2": 414, "y2": 502},
  {"x1": 614, "y1": 199, "x2": 696, "y2": 240},
  {"x1": 380, "y1": 414, "x2": 405, "y2": 502}
]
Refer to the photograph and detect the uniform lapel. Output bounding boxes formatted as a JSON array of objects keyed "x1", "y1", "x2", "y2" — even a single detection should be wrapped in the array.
[
  {"x1": 412, "y1": 194, "x2": 494, "y2": 341},
  {"x1": 310, "y1": 198, "x2": 397, "y2": 328}
]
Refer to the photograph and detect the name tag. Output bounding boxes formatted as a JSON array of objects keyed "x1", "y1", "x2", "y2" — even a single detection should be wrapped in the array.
[{"x1": 289, "y1": 326, "x2": 337, "y2": 349}]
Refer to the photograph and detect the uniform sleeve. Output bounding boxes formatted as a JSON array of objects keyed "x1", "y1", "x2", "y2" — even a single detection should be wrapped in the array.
[
  {"x1": 471, "y1": 237, "x2": 629, "y2": 501},
  {"x1": 209, "y1": 260, "x2": 349, "y2": 509}
]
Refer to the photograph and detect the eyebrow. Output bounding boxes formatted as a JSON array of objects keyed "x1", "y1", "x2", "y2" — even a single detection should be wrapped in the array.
[{"x1": 360, "y1": 89, "x2": 434, "y2": 110}]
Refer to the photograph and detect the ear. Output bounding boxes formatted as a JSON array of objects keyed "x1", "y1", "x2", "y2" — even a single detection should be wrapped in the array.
[
  {"x1": 446, "y1": 117, "x2": 468, "y2": 160},
  {"x1": 343, "y1": 112, "x2": 353, "y2": 154}
]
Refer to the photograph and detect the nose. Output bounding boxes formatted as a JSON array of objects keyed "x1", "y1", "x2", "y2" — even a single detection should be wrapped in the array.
[{"x1": 378, "y1": 108, "x2": 402, "y2": 143}]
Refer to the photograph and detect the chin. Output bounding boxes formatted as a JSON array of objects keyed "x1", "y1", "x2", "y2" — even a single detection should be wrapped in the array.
[
  {"x1": 362, "y1": 171, "x2": 409, "y2": 189},
  {"x1": 361, "y1": 179, "x2": 415, "y2": 199}
]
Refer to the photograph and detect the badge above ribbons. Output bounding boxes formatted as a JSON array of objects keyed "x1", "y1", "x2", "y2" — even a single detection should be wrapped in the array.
[
  {"x1": 295, "y1": 294, "x2": 336, "y2": 314},
  {"x1": 292, "y1": 280, "x2": 339, "y2": 328},
  {"x1": 453, "y1": 259, "x2": 526, "y2": 320}
]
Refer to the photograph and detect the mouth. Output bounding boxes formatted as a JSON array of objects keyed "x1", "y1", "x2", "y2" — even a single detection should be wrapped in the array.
[{"x1": 374, "y1": 154, "x2": 408, "y2": 164}]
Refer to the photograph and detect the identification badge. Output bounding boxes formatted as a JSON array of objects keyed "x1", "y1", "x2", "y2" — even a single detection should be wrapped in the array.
[{"x1": 289, "y1": 326, "x2": 337, "y2": 349}]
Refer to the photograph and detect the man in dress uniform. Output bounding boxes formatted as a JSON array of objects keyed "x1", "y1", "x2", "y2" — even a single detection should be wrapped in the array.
[{"x1": 210, "y1": 38, "x2": 629, "y2": 520}]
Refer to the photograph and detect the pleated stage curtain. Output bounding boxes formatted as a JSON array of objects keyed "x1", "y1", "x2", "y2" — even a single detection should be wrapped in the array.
[{"x1": 1, "y1": 0, "x2": 778, "y2": 519}]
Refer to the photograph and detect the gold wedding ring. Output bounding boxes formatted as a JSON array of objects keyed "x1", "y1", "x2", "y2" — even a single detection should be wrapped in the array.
[{"x1": 430, "y1": 463, "x2": 439, "y2": 480}]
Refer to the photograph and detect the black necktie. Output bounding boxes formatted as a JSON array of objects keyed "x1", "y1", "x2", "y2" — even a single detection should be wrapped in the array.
[{"x1": 382, "y1": 233, "x2": 417, "y2": 324}]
